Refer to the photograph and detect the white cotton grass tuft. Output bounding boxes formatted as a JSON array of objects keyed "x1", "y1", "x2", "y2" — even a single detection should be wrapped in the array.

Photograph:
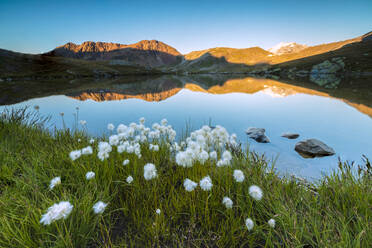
[
  {"x1": 209, "y1": 151, "x2": 217, "y2": 160},
  {"x1": 197, "y1": 150, "x2": 209, "y2": 164},
  {"x1": 144, "y1": 163, "x2": 157, "y2": 180},
  {"x1": 160, "y1": 118, "x2": 168, "y2": 126},
  {"x1": 233, "y1": 170, "x2": 245, "y2": 182},
  {"x1": 199, "y1": 176, "x2": 213, "y2": 191},
  {"x1": 149, "y1": 144, "x2": 159, "y2": 151},
  {"x1": 139, "y1": 117, "x2": 145, "y2": 124},
  {"x1": 268, "y1": 218, "x2": 276, "y2": 228},
  {"x1": 40, "y1": 201, "x2": 73, "y2": 225},
  {"x1": 49, "y1": 177, "x2": 61, "y2": 190},
  {"x1": 175, "y1": 151, "x2": 193, "y2": 168},
  {"x1": 97, "y1": 142, "x2": 112, "y2": 161},
  {"x1": 89, "y1": 138, "x2": 95, "y2": 144},
  {"x1": 117, "y1": 124, "x2": 127, "y2": 134},
  {"x1": 156, "y1": 209, "x2": 161, "y2": 215},
  {"x1": 222, "y1": 196, "x2": 233, "y2": 209},
  {"x1": 122, "y1": 159, "x2": 130, "y2": 166},
  {"x1": 126, "y1": 175, "x2": 133, "y2": 184},
  {"x1": 249, "y1": 185, "x2": 263, "y2": 201},
  {"x1": 81, "y1": 146, "x2": 93, "y2": 155},
  {"x1": 183, "y1": 178, "x2": 198, "y2": 192},
  {"x1": 85, "y1": 171, "x2": 95, "y2": 180},
  {"x1": 245, "y1": 218, "x2": 254, "y2": 231},
  {"x1": 93, "y1": 201, "x2": 108, "y2": 214},
  {"x1": 109, "y1": 135, "x2": 119, "y2": 146},
  {"x1": 79, "y1": 120, "x2": 87, "y2": 126},
  {"x1": 222, "y1": 150, "x2": 232, "y2": 161},
  {"x1": 216, "y1": 150, "x2": 233, "y2": 167},
  {"x1": 69, "y1": 150, "x2": 81, "y2": 161},
  {"x1": 107, "y1": 123, "x2": 115, "y2": 131}
]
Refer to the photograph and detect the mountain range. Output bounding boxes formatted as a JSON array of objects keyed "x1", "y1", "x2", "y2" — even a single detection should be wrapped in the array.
[
  {"x1": 45, "y1": 40, "x2": 182, "y2": 67},
  {"x1": 0, "y1": 31, "x2": 371, "y2": 80}
]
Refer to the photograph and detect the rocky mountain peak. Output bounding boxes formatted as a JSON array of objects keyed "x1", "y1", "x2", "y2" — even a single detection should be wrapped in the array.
[
  {"x1": 268, "y1": 42, "x2": 308, "y2": 55},
  {"x1": 48, "y1": 40, "x2": 181, "y2": 67}
]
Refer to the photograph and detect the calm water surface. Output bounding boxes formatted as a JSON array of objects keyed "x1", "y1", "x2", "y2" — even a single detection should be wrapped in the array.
[{"x1": 1, "y1": 75, "x2": 372, "y2": 180}]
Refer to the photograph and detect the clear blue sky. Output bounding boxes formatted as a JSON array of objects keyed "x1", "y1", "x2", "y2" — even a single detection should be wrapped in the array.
[{"x1": 0, "y1": 0, "x2": 371, "y2": 54}]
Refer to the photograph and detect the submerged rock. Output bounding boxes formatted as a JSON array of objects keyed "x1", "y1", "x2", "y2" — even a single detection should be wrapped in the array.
[
  {"x1": 281, "y1": 132, "x2": 299, "y2": 139},
  {"x1": 295, "y1": 139, "x2": 335, "y2": 158},
  {"x1": 246, "y1": 128, "x2": 270, "y2": 143}
]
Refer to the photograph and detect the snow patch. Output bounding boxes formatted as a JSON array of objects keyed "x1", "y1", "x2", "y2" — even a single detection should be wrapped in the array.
[{"x1": 268, "y1": 42, "x2": 307, "y2": 55}]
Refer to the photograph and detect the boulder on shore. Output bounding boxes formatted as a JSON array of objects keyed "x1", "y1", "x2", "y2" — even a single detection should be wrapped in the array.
[
  {"x1": 281, "y1": 132, "x2": 300, "y2": 139},
  {"x1": 246, "y1": 127, "x2": 270, "y2": 143},
  {"x1": 295, "y1": 139, "x2": 335, "y2": 158}
]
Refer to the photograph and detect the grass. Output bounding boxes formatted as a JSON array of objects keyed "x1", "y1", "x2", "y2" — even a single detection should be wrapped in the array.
[{"x1": 0, "y1": 109, "x2": 371, "y2": 247}]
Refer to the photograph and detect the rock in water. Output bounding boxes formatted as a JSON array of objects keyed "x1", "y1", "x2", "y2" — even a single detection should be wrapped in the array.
[
  {"x1": 295, "y1": 139, "x2": 335, "y2": 158},
  {"x1": 246, "y1": 128, "x2": 270, "y2": 143},
  {"x1": 281, "y1": 132, "x2": 300, "y2": 139}
]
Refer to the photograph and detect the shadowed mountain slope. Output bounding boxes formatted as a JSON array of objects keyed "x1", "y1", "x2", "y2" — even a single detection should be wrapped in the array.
[
  {"x1": 184, "y1": 47, "x2": 270, "y2": 65},
  {"x1": 0, "y1": 48, "x2": 160, "y2": 79}
]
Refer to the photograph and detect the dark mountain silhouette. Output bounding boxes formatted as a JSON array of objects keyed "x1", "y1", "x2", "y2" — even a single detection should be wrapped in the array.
[{"x1": 0, "y1": 48, "x2": 163, "y2": 80}]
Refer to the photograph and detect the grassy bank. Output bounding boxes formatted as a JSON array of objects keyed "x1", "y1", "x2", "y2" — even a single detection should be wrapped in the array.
[{"x1": 0, "y1": 109, "x2": 371, "y2": 247}]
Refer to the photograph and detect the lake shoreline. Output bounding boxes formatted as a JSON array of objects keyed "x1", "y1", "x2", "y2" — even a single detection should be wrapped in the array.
[
  {"x1": 0, "y1": 108, "x2": 371, "y2": 247},
  {"x1": 2, "y1": 70, "x2": 372, "y2": 82}
]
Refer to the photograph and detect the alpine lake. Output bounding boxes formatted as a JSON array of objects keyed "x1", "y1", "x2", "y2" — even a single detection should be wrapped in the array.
[{"x1": 1, "y1": 74, "x2": 371, "y2": 180}]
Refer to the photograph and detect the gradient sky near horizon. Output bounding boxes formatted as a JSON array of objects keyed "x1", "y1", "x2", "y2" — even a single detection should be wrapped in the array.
[{"x1": 1, "y1": 0, "x2": 371, "y2": 54}]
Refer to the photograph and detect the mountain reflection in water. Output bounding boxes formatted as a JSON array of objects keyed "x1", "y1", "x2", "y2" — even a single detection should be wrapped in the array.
[{"x1": 62, "y1": 75, "x2": 372, "y2": 118}]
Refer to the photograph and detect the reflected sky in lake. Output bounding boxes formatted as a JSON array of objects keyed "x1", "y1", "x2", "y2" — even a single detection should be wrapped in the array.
[{"x1": 1, "y1": 76, "x2": 372, "y2": 180}]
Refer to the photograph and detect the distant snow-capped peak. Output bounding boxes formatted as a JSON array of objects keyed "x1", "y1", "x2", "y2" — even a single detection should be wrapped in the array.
[{"x1": 268, "y1": 42, "x2": 307, "y2": 55}]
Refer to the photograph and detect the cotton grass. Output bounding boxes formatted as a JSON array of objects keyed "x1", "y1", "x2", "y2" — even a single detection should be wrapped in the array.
[
  {"x1": 40, "y1": 201, "x2": 73, "y2": 225},
  {"x1": 62, "y1": 118, "x2": 274, "y2": 240},
  {"x1": 49, "y1": 177, "x2": 61, "y2": 190},
  {"x1": 81, "y1": 146, "x2": 93, "y2": 155},
  {"x1": 93, "y1": 201, "x2": 108, "y2": 214},
  {"x1": 69, "y1": 150, "x2": 81, "y2": 161},
  {"x1": 245, "y1": 218, "x2": 254, "y2": 231},
  {"x1": 144, "y1": 163, "x2": 157, "y2": 180},
  {"x1": 233, "y1": 170, "x2": 245, "y2": 182},
  {"x1": 199, "y1": 176, "x2": 213, "y2": 191},
  {"x1": 126, "y1": 175, "x2": 133, "y2": 184},
  {"x1": 107, "y1": 123, "x2": 115, "y2": 131},
  {"x1": 85, "y1": 171, "x2": 95, "y2": 180},
  {"x1": 222, "y1": 196, "x2": 233, "y2": 209},
  {"x1": 183, "y1": 178, "x2": 198, "y2": 192},
  {"x1": 268, "y1": 218, "x2": 276, "y2": 228},
  {"x1": 249, "y1": 185, "x2": 263, "y2": 201}
]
